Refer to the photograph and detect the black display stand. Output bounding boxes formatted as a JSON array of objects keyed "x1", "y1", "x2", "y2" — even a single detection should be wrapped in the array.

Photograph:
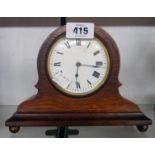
[
  {"x1": 45, "y1": 17, "x2": 79, "y2": 138},
  {"x1": 46, "y1": 127, "x2": 79, "y2": 138}
]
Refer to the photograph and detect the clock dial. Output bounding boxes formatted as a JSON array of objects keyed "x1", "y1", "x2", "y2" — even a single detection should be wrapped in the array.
[{"x1": 47, "y1": 36, "x2": 110, "y2": 96}]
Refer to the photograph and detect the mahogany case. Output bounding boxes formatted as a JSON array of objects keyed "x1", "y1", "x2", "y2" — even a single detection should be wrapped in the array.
[{"x1": 5, "y1": 26, "x2": 152, "y2": 132}]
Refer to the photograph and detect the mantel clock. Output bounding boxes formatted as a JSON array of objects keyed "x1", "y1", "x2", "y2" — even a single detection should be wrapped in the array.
[{"x1": 6, "y1": 26, "x2": 152, "y2": 134}]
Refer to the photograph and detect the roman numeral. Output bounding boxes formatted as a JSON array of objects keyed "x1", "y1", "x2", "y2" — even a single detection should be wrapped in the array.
[
  {"x1": 76, "y1": 39, "x2": 81, "y2": 46},
  {"x1": 64, "y1": 41, "x2": 71, "y2": 48},
  {"x1": 87, "y1": 41, "x2": 91, "y2": 48},
  {"x1": 54, "y1": 62, "x2": 61, "y2": 66},
  {"x1": 93, "y1": 50, "x2": 100, "y2": 56},
  {"x1": 66, "y1": 81, "x2": 72, "y2": 89},
  {"x1": 96, "y1": 61, "x2": 103, "y2": 66},
  {"x1": 53, "y1": 70, "x2": 63, "y2": 76},
  {"x1": 92, "y1": 71, "x2": 100, "y2": 78},
  {"x1": 56, "y1": 51, "x2": 64, "y2": 55},
  {"x1": 76, "y1": 81, "x2": 81, "y2": 89},
  {"x1": 87, "y1": 80, "x2": 92, "y2": 85}
]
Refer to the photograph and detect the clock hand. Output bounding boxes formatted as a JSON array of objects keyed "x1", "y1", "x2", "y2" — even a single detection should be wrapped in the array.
[
  {"x1": 75, "y1": 62, "x2": 81, "y2": 88},
  {"x1": 75, "y1": 62, "x2": 80, "y2": 78},
  {"x1": 79, "y1": 63, "x2": 102, "y2": 68},
  {"x1": 75, "y1": 62, "x2": 79, "y2": 81}
]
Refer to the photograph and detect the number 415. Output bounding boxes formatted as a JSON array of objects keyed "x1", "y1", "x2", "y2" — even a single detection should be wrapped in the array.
[{"x1": 73, "y1": 27, "x2": 88, "y2": 35}]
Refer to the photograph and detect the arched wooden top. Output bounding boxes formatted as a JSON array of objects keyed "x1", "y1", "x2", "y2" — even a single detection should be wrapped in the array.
[{"x1": 36, "y1": 26, "x2": 121, "y2": 96}]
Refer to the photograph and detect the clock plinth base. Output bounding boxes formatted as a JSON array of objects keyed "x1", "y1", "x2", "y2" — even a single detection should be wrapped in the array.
[
  {"x1": 6, "y1": 111, "x2": 152, "y2": 133},
  {"x1": 45, "y1": 127, "x2": 79, "y2": 138}
]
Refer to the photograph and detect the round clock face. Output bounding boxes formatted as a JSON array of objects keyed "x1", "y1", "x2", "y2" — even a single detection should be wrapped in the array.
[{"x1": 47, "y1": 36, "x2": 110, "y2": 96}]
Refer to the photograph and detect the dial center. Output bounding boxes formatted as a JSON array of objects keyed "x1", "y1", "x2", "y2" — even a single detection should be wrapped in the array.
[{"x1": 76, "y1": 62, "x2": 81, "y2": 67}]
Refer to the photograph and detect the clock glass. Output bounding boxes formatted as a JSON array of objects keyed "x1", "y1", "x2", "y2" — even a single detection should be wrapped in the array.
[{"x1": 47, "y1": 36, "x2": 110, "y2": 96}]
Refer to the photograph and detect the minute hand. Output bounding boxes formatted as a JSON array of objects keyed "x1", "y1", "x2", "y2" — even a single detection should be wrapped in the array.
[{"x1": 80, "y1": 63, "x2": 102, "y2": 68}]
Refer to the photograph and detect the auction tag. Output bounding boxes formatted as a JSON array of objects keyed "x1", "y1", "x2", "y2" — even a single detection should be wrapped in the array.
[{"x1": 66, "y1": 22, "x2": 94, "y2": 39}]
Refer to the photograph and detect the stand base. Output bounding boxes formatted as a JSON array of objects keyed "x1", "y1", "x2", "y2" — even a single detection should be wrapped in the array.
[
  {"x1": 45, "y1": 126, "x2": 79, "y2": 138},
  {"x1": 6, "y1": 112, "x2": 152, "y2": 134}
]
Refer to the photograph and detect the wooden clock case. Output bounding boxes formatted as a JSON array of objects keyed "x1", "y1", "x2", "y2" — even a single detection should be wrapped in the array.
[{"x1": 6, "y1": 26, "x2": 152, "y2": 133}]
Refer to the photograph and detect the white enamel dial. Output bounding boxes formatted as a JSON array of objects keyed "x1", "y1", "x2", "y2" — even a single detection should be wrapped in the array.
[{"x1": 47, "y1": 36, "x2": 110, "y2": 96}]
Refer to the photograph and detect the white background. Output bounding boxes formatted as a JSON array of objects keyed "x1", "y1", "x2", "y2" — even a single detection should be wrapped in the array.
[
  {"x1": 0, "y1": 18, "x2": 155, "y2": 105},
  {"x1": 0, "y1": 0, "x2": 155, "y2": 155}
]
